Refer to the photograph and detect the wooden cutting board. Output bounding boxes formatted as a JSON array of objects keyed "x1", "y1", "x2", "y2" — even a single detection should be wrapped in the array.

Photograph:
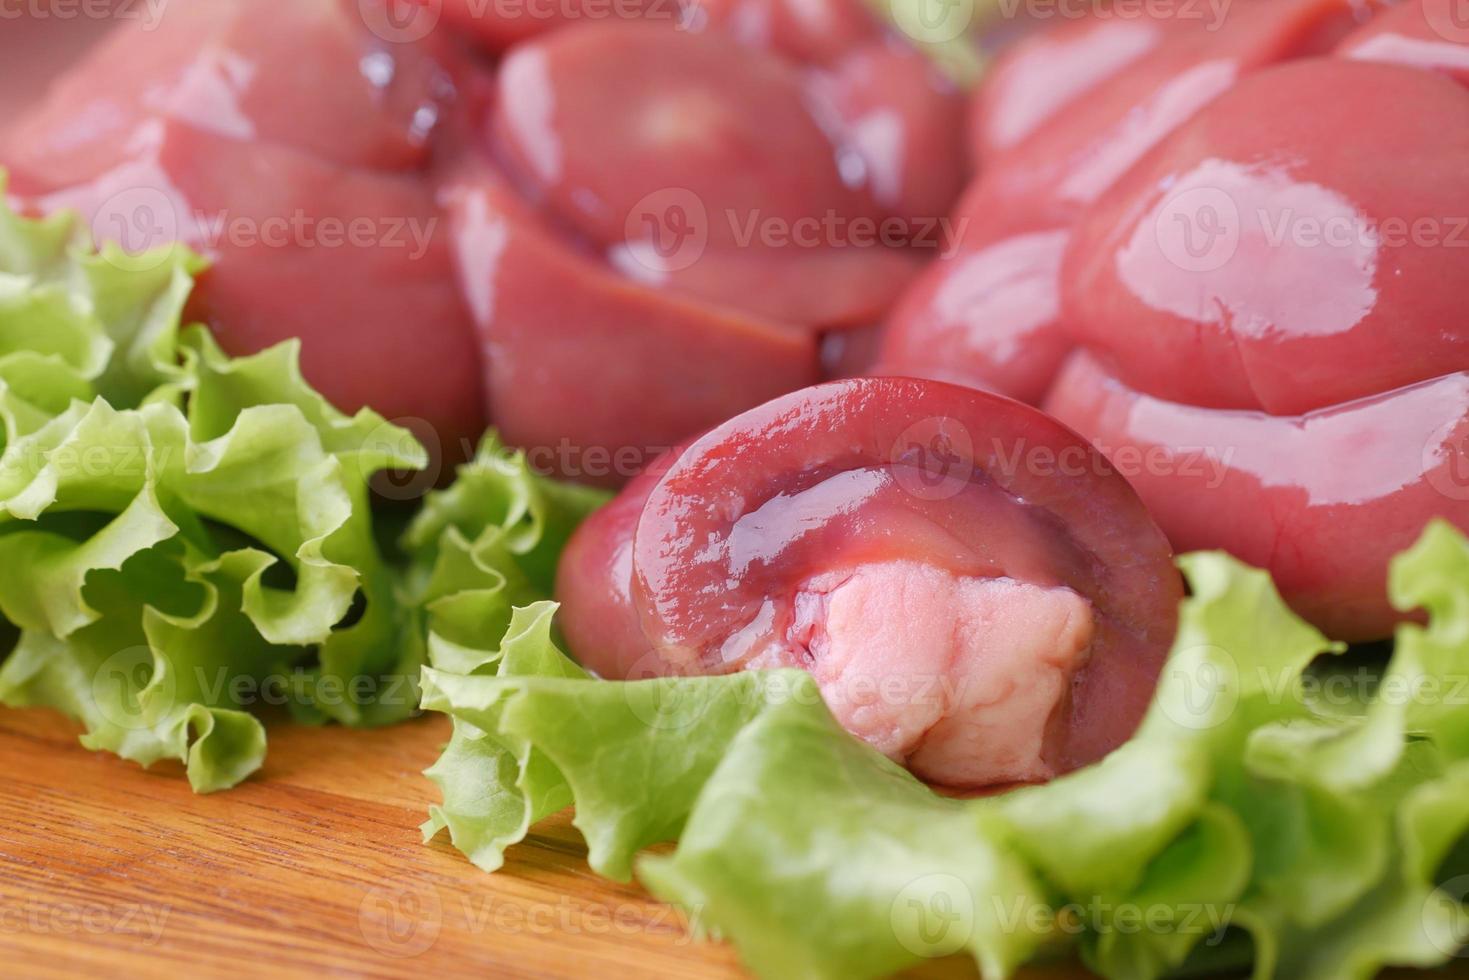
[
  {"x1": 0, "y1": 706, "x2": 1462, "y2": 980},
  {"x1": 0, "y1": 706, "x2": 1082, "y2": 979}
]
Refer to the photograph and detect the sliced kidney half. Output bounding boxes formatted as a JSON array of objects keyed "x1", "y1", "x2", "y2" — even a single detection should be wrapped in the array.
[
  {"x1": 558, "y1": 377, "x2": 1181, "y2": 789},
  {"x1": 1064, "y1": 58, "x2": 1469, "y2": 414},
  {"x1": 1046, "y1": 352, "x2": 1469, "y2": 642}
]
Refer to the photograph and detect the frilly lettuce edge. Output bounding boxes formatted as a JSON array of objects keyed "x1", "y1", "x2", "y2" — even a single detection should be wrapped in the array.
[
  {"x1": 418, "y1": 514, "x2": 1469, "y2": 980},
  {"x1": 0, "y1": 176, "x2": 428, "y2": 791}
]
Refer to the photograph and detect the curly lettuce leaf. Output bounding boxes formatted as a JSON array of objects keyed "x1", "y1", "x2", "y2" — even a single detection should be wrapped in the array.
[
  {"x1": 0, "y1": 181, "x2": 426, "y2": 790},
  {"x1": 638, "y1": 696, "x2": 1056, "y2": 980},
  {"x1": 408, "y1": 444, "x2": 801, "y2": 879},
  {"x1": 421, "y1": 606, "x2": 811, "y2": 881},
  {"x1": 419, "y1": 517, "x2": 1469, "y2": 979}
]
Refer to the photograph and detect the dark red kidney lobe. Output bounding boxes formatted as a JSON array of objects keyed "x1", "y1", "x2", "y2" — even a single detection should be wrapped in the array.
[
  {"x1": 693, "y1": 0, "x2": 882, "y2": 64},
  {"x1": 491, "y1": 22, "x2": 879, "y2": 251},
  {"x1": 815, "y1": 42, "x2": 968, "y2": 225},
  {"x1": 434, "y1": 0, "x2": 878, "y2": 57},
  {"x1": 968, "y1": 9, "x2": 1177, "y2": 167},
  {"x1": 874, "y1": 215, "x2": 1074, "y2": 404},
  {"x1": 558, "y1": 378, "x2": 1182, "y2": 786},
  {"x1": 975, "y1": 0, "x2": 1374, "y2": 235},
  {"x1": 487, "y1": 22, "x2": 955, "y2": 330},
  {"x1": 1063, "y1": 58, "x2": 1469, "y2": 415},
  {"x1": 440, "y1": 167, "x2": 820, "y2": 486},
  {"x1": 1046, "y1": 352, "x2": 1469, "y2": 643},
  {"x1": 1336, "y1": 0, "x2": 1469, "y2": 86},
  {"x1": 434, "y1": 0, "x2": 671, "y2": 50},
  {"x1": 32, "y1": 119, "x2": 486, "y2": 463},
  {"x1": 1, "y1": 0, "x2": 453, "y2": 188},
  {"x1": 1, "y1": 0, "x2": 485, "y2": 465},
  {"x1": 873, "y1": 0, "x2": 1369, "y2": 406}
]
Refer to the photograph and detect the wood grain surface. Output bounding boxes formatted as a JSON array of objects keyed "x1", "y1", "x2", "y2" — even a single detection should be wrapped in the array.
[
  {"x1": 2, "y1": 707, "x2": 1468, "y2": 979},
  {"x1": 0, "y1": 706, "x2": 1071, "y2": 980},
  {"x1": 1, "y1": 13, "x2": 1466, "y2": 980}
]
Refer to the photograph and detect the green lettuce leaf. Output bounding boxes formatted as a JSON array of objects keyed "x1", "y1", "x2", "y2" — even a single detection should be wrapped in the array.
[
  {"x1": 638, "y1": 696, "x2": 1056, "y2": 980},
  {"x1": 419, "y1": 518, "x2": 1469, "y2": 979},
  {"x1": 421, "y1": 608, "x2": 812, "y2": 881},
  {"x1": 0, "y1": 179, "x2": 426, "y2": 790}
]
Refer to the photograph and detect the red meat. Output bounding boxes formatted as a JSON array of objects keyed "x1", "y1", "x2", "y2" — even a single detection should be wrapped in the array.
[
  {"x1": 2, "y1": 0, "x2": 455, "y2": 191},
  {"x1": 34, "y1": 120, "x2": 485, "y2": 464},
  {"x1": 874, "y1": 0, "x2": 1365, "y2": 408},
  {"x1": 558, "y1": 378, "x2": 1181, "y2": 787},
  {"x1": 1046, "y1": 353, "x2": 1469, "y2": 642},
  {"x1": 1064, "y1": 58, "x2": 1469, "y2": 414},
  {"x1": 441, "y1": 167, "x2": 819, "y2": 484},
  {"x1": 1337, "y1": 0, "x2": 1469, "y2": 86}
]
